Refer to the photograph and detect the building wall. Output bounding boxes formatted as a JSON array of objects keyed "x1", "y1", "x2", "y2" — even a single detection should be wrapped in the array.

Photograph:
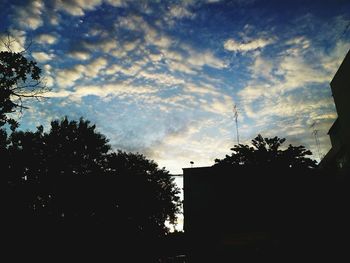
[
  {"x1": 331, "y1": 50, "x2": 350, "y2": 141},
  {"x1": 321, "y1": 50, "x2": 350, "y2": 170},
  {"x1": 183, "y1": 166, "x2": 348, "y2": 262}
]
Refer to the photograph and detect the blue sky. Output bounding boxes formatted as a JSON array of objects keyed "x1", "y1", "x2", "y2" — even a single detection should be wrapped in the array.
[{"x1": 1, "y1": 0, "x2": 350, "y2": 175}]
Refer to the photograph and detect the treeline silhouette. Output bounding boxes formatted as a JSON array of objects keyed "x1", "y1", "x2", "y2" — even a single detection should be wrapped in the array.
[
  {"x1": 214, "y1": 134, "x2": 317, "y2": 169},
  {"x1": 2, "y1": 118, "x2": 181, "y2": 261}
]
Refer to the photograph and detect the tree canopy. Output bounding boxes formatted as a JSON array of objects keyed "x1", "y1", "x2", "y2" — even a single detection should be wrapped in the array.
[
  {"x1": 3, "y1": 117, "x2": 181, "y2": 238},
  {"x1": 0, "y1": 40, "x2": 47, "y2": 127},
  {"x1": 214, "y1": 134, "x2": 317, "y2": 170}
]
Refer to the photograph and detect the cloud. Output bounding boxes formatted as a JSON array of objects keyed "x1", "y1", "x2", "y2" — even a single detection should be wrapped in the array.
[
  {"x1": 185, "y1": 47, "x2": 226, "y2": 69},
  {"x1": 233, "y1": 32, "x2": 349, "y2": 160},
  {"x1": 138, "y1": 71, "x2": 185, "y2": 86},
  {"x1": 115, "y1": 12, "x2": 225, "y2": 76},
  {"x1": 0, "y1": 30, "x2": 26, "y2": 52},
  {"x1": 105, "y1": 0, "x2": 128, "y2": 7},
  {"x1": 68, "y1": 50, "x2": 92, "y2": 60},
  {"x1": 44, "y1": 76, "x2": 55, "y2": 87},
  {"x1": 54, "y1": 0, "x2": 103, "y2": 16},
  {"x1": 285, "y1": 36, "x2": 311, "y2": 50},
  {"x1": 117, "y1": 14, "x2": 173, "y2": 50},
  {"x1": 224, "y1": 37, "x2": 275, "y2": 52},
  {"x1": 55, "y1": 65, "x2": 84, "y2": 87},
  {"x1": 168, "y1": 4, "x2": 195, "y2": 19},
  {"x1": 82, "y1": 38, "x2": 118, "y2": 53},
  {"x1": 15, "y1": 0, "x2": 44, "y2": 30},
  {"x1": 166, "y1": 60, "x2": 197, "y2": 75},
  {"x1": 104, "y1": 62, "x2": 142, "y2": 76},
  {"x1": 48, "y1": 82, "x2": 158, "y2": 101},
  {"x1": 238, "y1": 38, "x2": 347, "y2": 103},
  {"x1": 319, "y1": 40, "x2": 350, "y2": 76},
  {"x1": 278, "y1": 55, "x2": 330, "y2": 90},
  {"x1": 32, "y1": 51, "x2": 55, "y2": 62},
  {"x1": 35, "y1": 34, "x2": 57, "y2": 45},
  {"x1": 55, "y1": 57, "x2": 108, "y2": 87},
  {"x1": 161, "y1": 45, "x2": 226, "y2": 74},
  {"x1": 74, "y1": 83, "x2": 157, "y2": 99},
  {"x1": 148, "y1": 118, "x2": 234, "y2": 174},
  {"x1": 84, "y1": 57, "x2": 108, "y2": 77}
]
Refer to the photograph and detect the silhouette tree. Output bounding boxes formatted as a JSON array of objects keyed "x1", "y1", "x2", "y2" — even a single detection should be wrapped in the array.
[
  {"x1": 107, "y1": 151, "x2": 181, "y2": 236},
  {"x1": 0, "y1": 37, "x2": 47, "y2": 127},
  {"x1": 5, "y1": 117, "x2": 180, "y2": 240},
  {"x1": 214, "y1": 134, "x2": 317, "y2": 169}
]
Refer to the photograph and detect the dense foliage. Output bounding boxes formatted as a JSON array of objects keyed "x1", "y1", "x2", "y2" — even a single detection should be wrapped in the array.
[
  {"x1": 3, "y1": 118, "x2": 181, "y2": 237},
  {"x1": 214, "y1": 134, "x2": 317, "y2": 169}
]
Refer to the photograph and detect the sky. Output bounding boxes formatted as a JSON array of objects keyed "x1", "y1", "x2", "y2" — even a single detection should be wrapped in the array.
[{"x1": 1, "y1": 0, "x2": 350, "y2": 176}]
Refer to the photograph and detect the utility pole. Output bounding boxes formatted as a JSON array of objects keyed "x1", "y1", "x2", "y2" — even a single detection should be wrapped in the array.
[
  {"x1": 233, "y1": 105, "x2": 240, "y2": 145},
  {"x1": 310, "y1": 121, "x2": 321, "y2": 161}
]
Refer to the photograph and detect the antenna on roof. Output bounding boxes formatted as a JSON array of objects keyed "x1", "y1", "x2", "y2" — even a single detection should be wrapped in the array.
[
  {"x1": 233, "y1": 104, "x2": 240, "y2": 145},
  {"x1": 310, "y1": 121, "x2": 321, "y2": 161}
]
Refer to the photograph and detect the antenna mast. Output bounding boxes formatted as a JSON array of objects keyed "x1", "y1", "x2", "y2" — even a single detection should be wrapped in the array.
[
  {"x1": 310, "y1": 121, "x2": 321, "y2": 161},
  {"x1": 233, "y1": 105, "x2": 240, "y2": 145}
]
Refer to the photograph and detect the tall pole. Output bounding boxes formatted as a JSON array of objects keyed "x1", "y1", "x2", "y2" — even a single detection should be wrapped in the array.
[
  {"x1": 233, "y1": 105, "x2": 240, "y2": 145},
  {"x1": 310, "y1": 122, "x2": 321, "y2": 161}
]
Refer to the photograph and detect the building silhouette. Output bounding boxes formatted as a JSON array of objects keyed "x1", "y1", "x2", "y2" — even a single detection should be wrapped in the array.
[
  {"x1": 321, "y1": 49, "x2": 350, "y2": 170},
  {"x1": 183, "y1": 166, "x2": 348, "y2": 262}
]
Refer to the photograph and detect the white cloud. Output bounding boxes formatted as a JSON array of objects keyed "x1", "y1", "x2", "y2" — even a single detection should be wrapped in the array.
[
  {"x1": 44, "y1": 76, "x2": 54, "y2": 87},
  {"x1": 201, "y1": 97, "x2": 234, "y2": 115},
  {"x1": 0, "y1": 30, "x2": 26, "y2": 52},
  {"x1": 150, "y1": 118, "x2": 234, "y2": 174},
  {"x1": 48, "y1": 82, "x2": 158, "y2": 101},
  {"x1": 184, "y1": 83, "x2": 221, "y2": 96},
  {"x1": 105, "y1": 0, "x2": 127, "y2": 7},
  {"x1": 54, "y1": 0, "x2": 103, "y2": 16},
  {"x1": 224, "y1": 37, "x2": 275, "y2": 52},
  {"x1": 162, "y1": 45, "x2": 226, "y2": 74},
  {"x1": 149, "y1": 53, "x2": 163, "y2": 62},
  {"x1": 104, "y1": 63, "x2": 142, "y2": 76},
  {"x1": 185, "y1": 48, "x2": 226, "y2": 69},
  {"x1": 49, "y1": 13, "x2": 60, "y2": 25},
  {"x1": 138, "y1": 71, "x2": 185, "y2": 86},
  {"x1": 278, "y1": 55, "x2": 330, "y2": 90},
  {"x1": 15, "y1": 0, "x2": 44, "y2": 30},
  {"x1": 68, "y1": 50, "x2": 91, "y2": 60},
  {"x1": 234, "y1": 36, "x2": 347, "y2": 158},
  {"x1": 55, "y1": 65, "x2": 85, "y2": 87},
  {"x1": 35, "y1": 34, "x2": 57, "y2": 45},
  {"x1": 238, "y1": 39, "x2": 345, "y2": 103},
  {"x1": 117, "y1": 15, "x2": 173, "y2": 50},
  {"x1": 167, "y1": 60, "x2": 197, "y2": 74},
  {"x1": 115, "y1": 13, "x2": 225, "y2": 76},
  {"x1": 32, "y1": 51, "x2": 55, "y2": 62},
  {"x1": 55, "y1": 57, "x2": 108, "y2": 87},
  {"x1": 319, "y1": 40, "x2": 350, "y2": 76},
  {"x1": 123, "y1": 41, "x2": 139, "y2": 52},
  {"x1": 285, "y1": 36, "x2": 311, "y2": 50},
  {"x1": 168, "y1": 5, "x2": 194, "y2": 19},
  {"x1": 250, "y1": 55, "x2": 274, "y2": 79},
  {"x1": 84, "y1": 57, "x2": 108, "y2": 77},
  {"x1": 82, "y1": 38, "x2": 118, "y2": 53},
  {"x1": 73, "y1": 83, "x2": 157, "y2": 99}
]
